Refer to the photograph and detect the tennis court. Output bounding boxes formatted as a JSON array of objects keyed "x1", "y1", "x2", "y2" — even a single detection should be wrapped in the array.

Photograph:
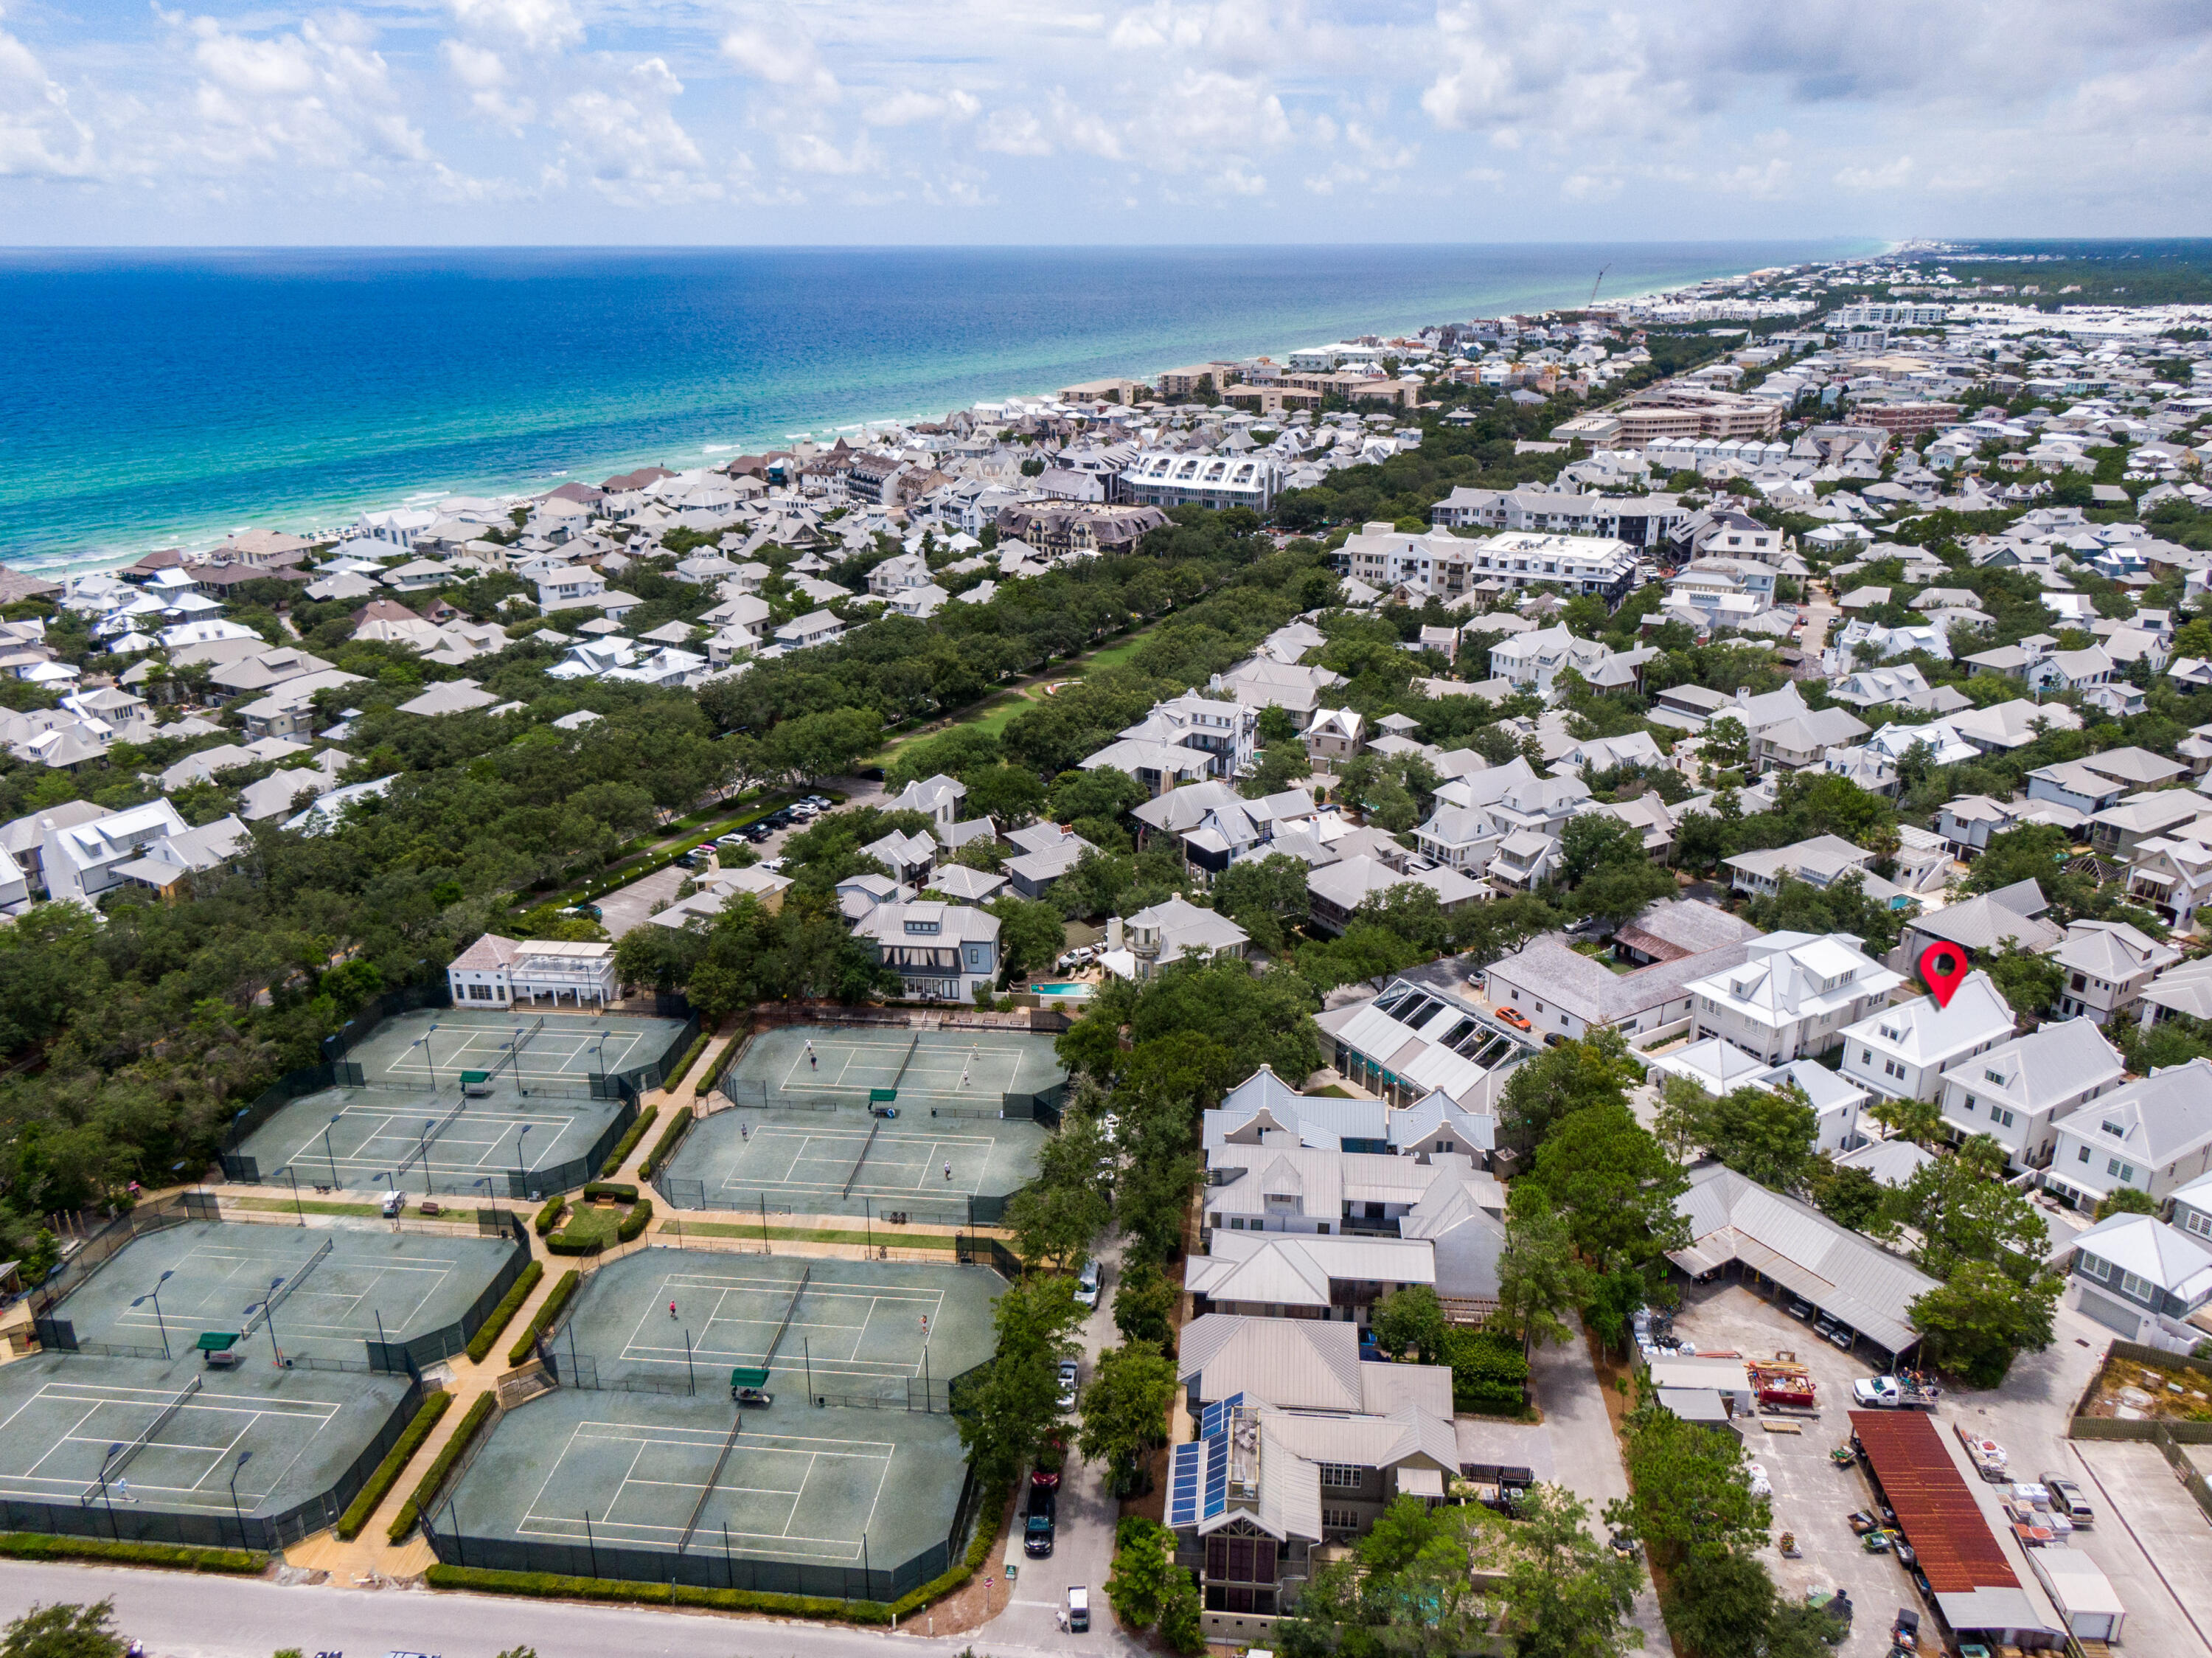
[
  {"x1": 443, "y1": 1384, "x2": 971, "y2": 1578},
  {"x1": 52, "y1": 1219, "x2": 518, "y2": 1363},
  {"x1": 553, "y1": 1248, "x2": 1001, "y2": 1396},
  {"x1": 232, "y1": 1085, "x2": 619, "y2": 1199},
  {"x1": 718, "y1": 1024, "x2": 1065, "y2": 1110},
  {"x1": 0, "y1": 1350, "x2": 416, "y2": 1530},
  {"x1": 344, "y1": 1006, "x2": 691, "y2": 1094}
]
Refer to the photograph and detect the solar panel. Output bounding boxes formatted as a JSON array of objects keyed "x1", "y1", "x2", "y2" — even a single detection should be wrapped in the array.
[
  {"x1": 1168, "y1": 1441, "x2": 1206, "y2": 1527},
  {"x1": 1198, "y1": 1391, "x2": 1244, "y2": 1439},
  {"x1": 1203, "y1": 1432, "x2": 1229, "y2": 1519}
]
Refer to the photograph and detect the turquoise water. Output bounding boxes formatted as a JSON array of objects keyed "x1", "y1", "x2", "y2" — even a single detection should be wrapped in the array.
[{"x1": 0, "y1": 243, "x2": 1865, "y2": 569}]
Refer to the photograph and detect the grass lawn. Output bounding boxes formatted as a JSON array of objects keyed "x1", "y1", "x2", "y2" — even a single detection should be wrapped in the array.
[
  {"x1": 1077, "y1": 632, "x2": 1151, "y2": 672},
  {"x1": 230, "y1": 1197, "x2": 487, "y2": 1221},
  {"x1": 866, "y1": 621, "x2": 1163, "y2": 766},
  {"x1": 553, "y1": 1204, "x2": 625, "y2": 1249}
]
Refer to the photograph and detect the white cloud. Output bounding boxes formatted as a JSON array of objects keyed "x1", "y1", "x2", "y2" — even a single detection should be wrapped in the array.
[
  {"x1": 0, "y1": 10, "x2": 94, "y2": 177},
  {"x1": 174, "y1": 10, "x2": 431, "y2": 174},
  {"x1": 861, "y1": 89, "x2": 979, "y2": 127},
  {"x1": 447, "y1": 0, "x2": 580, "y2": 57},
  {"x1": 557, "y1": 58, "x2": 714, "y2": 203},
  {"x1": 778, "y1": 128, "x2": 879, "y2": 175},
  {"x1": 721, "y1": 10, "x2": 838, "y2": 100},
  {"x1": 1834, "y1": 155, "x2": 1916, "y2": 192}
]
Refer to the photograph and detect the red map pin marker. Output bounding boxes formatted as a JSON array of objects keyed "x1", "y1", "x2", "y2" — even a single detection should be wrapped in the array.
[{"x1": 1918, "y1": 943, "x2": 1968, "y2": 1008}]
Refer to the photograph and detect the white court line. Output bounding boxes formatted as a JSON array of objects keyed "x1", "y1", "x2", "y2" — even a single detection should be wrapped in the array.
[{"x1": 0, "y1": 1385, "x2": 341, "y2": 1508}]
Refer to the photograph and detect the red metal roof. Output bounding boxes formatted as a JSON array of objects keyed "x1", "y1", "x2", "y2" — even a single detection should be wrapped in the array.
[{"x1": 1848, "y1": 1409, "x2": 2018, "y2": 1595}]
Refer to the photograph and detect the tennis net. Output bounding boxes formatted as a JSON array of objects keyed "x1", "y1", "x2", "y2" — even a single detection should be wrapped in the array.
[
  {"x1": 764, "y1": 1264, "x2": 811, "y2": 1366},
  {"x1": 891, "y1": 1030, "x2": 922, "y2": 1088},
  {"x1": 840, "y1": 1117, "x2": 883, "y2": 1199},
  {"x1": 678, "y1": 1412, "x2": 743, "y2": 1555},
  {"x1": 484, "y1": 1016, "x2": 548, "y2": 1083},
  {"x1": 81, "y1": 1376, "x2": 203, "y2": 1505},
  {"x1": 243, "y1": 1236, "x2": 333, "y2": 1336},
  {"x1": 393, "y1": 1096, "x2": 468, "y2": 1180}
]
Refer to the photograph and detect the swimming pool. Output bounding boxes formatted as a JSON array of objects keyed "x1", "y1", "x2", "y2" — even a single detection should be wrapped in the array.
[{"x1": 1032, "y1": 982, "x2": 1094, "y2": 999}]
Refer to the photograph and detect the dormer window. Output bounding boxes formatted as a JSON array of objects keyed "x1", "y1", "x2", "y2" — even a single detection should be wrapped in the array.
[{"x1": 2101, "y1": 1120, "x2": 2124, "y2": 1138}]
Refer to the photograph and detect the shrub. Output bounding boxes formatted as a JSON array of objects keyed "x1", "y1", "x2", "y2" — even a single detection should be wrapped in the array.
[
  {"x1": 0, "y1": 1533, "x2": 267, "y2": 1572},
  {"x1": 425, "y1": 1564, "x2": 892, "y2": 1621},
  {"x1": 534, "y1": 1196, "x2": 566, "y2": 1236},
  {"x1": 335, "y1": 1392, "x2": 452, "y2": 1539},
  {"x1": 387, "y1": 1393, "x2": 495, "y2": 1544},
  {"x1": 617, "y1": 1197, "x2": 653, "y2": 1243},
  {"x1": 583, "y1": 1180, "x2": 639, "y2": 1202},
  {"x1": 661, "y1": 1034, "x2": 711, "y2": 1092},
  {"x1": 465, "y1": 1261, "x2": 543, "y2": 1364},
  {"x1": 510, "y1": 1269, "x2": 580, "y2": 1364},
  {"x1": 639, "y1": 1108, "x2": 693, "y2": 1179},
  {"x1": 598, "y1": 1111, "x2": 657, "y2": 1179}
]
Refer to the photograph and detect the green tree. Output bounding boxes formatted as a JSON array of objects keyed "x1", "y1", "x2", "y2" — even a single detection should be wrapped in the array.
[
  {"x1": 1890, "y1": 1136, "x2": 2047, "y2": 1277},
  {"x1": 1700, "y1": 714, "x2": 1749, "y2": 773},
  {"x1": 1501, "y1": 1483, "x2": 1644, "y2": 1658},
  {"x1": 1077, "y1": 1343, "x2": 1179, "y2": 1494},
  {"x1": 1106, "y1": 1517, "x2": 1182, "y2": 1631},
  {"x1": 1609, "y1": 1402, "x2": 1769, "y2": 1568},
  {"x1": 2, "y1": 1603, "x2": 122, "y2": 1658},
  {"x1": 2096, "y1": 1185, "x2": 2160, "y2": 1221},
  {"x1": 1370, "y1": 1283, "x2": 1450, "y2": 1364},
  {"x1": 1574, "y1": 858, "x2": 1677, "y2": 932},
  {"x1": 1113, "y1": 1259, "x2": 1179, "y2": 1350},
  {"x1": 1158, "y1": 1563, "x2": 1207, "y2": 1654},
  {"x1": 1528, "y1": 1101, "x2": 1690, "y2": 1268},
  {"x1": 1006, "y1": 1109, "x2": 1113, "y2": 1269},
  {"x1": 1807, "y1": 1161, "x2": 1886, "y2": 1232},
  {"x1": 1557, "y1": 812, "x2": 1652, "y2": 884},
  {"x1": 1444, "y1": 1325, "x2": 1531, "y2": 1415},
  {"x1": 985, "y1": 895, "x2": 1068, "y2": 982},
  {"x1": 1495, "y1": 1185, "x2": 1590, "y2": 1352},
  {"x1": 1700, "y1": 1083, "x2": 1818, "y2": 1192},
  {"x1": 1498, "y1": 1028, "x2": 1643, "y2": 1153},
  {"x1": 954, "y1": 1274, "x2": 1085, "y2": 1487},
  {"x1": 1986, "y1": 948, "x2": 2063, "y2": 1024},
  {"x1": 1910, "y1": 1260, "x2": 2061, "y2": 1387}
]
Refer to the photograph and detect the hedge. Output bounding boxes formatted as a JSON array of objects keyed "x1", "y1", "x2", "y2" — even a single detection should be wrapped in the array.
[
  {"x1": 639, "y1": 1107, "x2": 693, "y2": 1179},
  {"x1": 585, "y1": 1180, "x2": 639, "y2": 1201},
  {"x1": 465, "y1": 1260, "x2": 543, "y2": 1364},
  {"x1": 335, "y1": 1392, "x2": 452, "y2": 1539},
  {"x1": 422, "y1": 1476, "x2": 1011, "y2": 1620},
  {"x1": 535, "y1": 1195, "x2": 567, "y2": 1236},
  {"x1": 509, "y1": 1268, "x2": 580, "y2": 1364},
  {"x1": 0, "y1": 1533, "x2": 268, "y2": 1573},
  {"x1": 597, "y1": 1109, "x2": 657, "y2": 1178},
  {"x1": 387, "y1": 1392, "x2": 496, "y2": 1544},
  {"x1": 697, "y1": 1029, "x2": 751, "y2": 1096},
  {"x1": 618, "y1": 1196, "x2": 653, "y2": 1242},
  {"x1": 661, "y1": 1033, "x2": 711, "y2": 1092}
]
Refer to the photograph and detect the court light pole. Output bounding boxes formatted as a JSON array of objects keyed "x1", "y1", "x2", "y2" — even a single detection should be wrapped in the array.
[
  {"x1": 227, "y1": 1450, "x2": 253, "y2": 1550},
  {"x1": 285, "y1": 1165, "x2": 305, "y2": 1224},
  {"x1": 515, "y1": 1123, "x2": 533, "y2": 1188},
  {"x1": 130, "y1": 1270, "x2": 175, "y2": 1360},
  {"x1": 254, "y1": 1274, "x2": 288, "y2": 1365},
  {"x1": 583, "y1": 1509, "x2": 597, "y2": 1578},
  {"x1": 418, "y1": 1120, "x2": 436, "y2": 1196},
  {"x1": 413, "y1": 1028, "x2": 439, "y2": 1092},
  {"x1": 323, "y1": 1114, "x2": 344, "y2": 1187}
]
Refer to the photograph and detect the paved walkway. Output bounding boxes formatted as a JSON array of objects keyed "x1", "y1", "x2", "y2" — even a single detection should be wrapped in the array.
[{"x1": 1528, "y1": 1324, "x2": 1668, "y2": 1650}]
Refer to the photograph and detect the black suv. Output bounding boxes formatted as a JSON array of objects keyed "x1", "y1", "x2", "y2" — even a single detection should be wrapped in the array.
[{"x1": 1023, "y1": 1486, "x2": 1057, "y2": 1557}]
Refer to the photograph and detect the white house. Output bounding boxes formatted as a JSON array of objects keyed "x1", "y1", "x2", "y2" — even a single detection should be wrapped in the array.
[
  {"x1": 446, "y1": 934, "x2": 619, "y2": 1007},
  {"x1": 850, "y1": 900, "x2": 1000, "y2": 1002},
  {"x1": 2052, "y1": 920, "x2": 2183, "y2": 1026},
  {"x1": 1681, "y1": 932, "x2": 1905, "y2": 1066},
  {"x1": 1934, "y1": 1018, "x2": 2127, "y2": 1174},
  {"x1": 1839, "y1": 970, "x2": 2016, "y2": 1105},
  {"x1": 2046, "y1": 1059, "x2": 2212, "y2": 1210}
]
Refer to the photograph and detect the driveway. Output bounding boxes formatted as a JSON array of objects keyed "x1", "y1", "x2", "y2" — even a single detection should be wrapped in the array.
[
  {"x1": 1528, "y1": 1325, "x2": 1669, "y2": 1650},
  {"x1": 984, "y1": 1233, "x2": 1125, "y2": 1648}
]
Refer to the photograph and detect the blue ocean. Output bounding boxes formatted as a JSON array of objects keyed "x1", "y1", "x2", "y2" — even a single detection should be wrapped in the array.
[{"x1": 0, "y1": 243, "x2": 1864, "y2": 569}]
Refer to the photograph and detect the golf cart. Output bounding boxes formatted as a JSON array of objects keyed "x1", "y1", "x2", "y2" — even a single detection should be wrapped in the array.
[{"x1": 731, "y1": 1365, "x2": 773, "y2": 1406}]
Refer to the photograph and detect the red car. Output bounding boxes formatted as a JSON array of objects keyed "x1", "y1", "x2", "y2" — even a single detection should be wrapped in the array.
[{"x1": 1497, "y1": 1007, "x2": 1533, "y2": 1031}]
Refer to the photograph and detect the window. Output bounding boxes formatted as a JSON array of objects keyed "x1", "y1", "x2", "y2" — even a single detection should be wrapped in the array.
[
  {"x1": 1997, "y1": 1109, "x2": 2017, "y2": 1129},
  {"x1": 1983, "y1": 1068, "x2": 2004, "y2": 1085},
  {"x1": 2101, "y1": 1121, "x2": 2124, "y2": 1138},
  {"x1": 2108, "y1": 1159, "x2": 2136, "y2": 1183},
  {"x1": 2080, "y1": 1253, "x2": 2110, "y2": 1281},
  {"x1": 1318, "y1": 1463, "x2": 1363, "y2": 1488},
  {"x1": 467, "y1": 983, "x2": 495, "y2": 1002},
  {"x1": 1861, "y1": 1049, "x2": 1874, "y2": 1064},
  {"x1": 2078, "y1": 1145, "x2": 2092, "y2": 1163},
  {"x1": 2185, "y1": 1210, "x2": 2212, "y2": 1239},
  {"x1": 2120, "y1": 1270, "x2": 2154, "y2": 1302},
  {"x1": 1321, "y1": 1508, "x2": 1359, "y2": 1533}
]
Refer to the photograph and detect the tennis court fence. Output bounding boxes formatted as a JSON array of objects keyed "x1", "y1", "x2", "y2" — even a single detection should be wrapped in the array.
[
  {"x1": 29, "y1": 1191, "x2": 201, "y2": 1322},
  {"x1": 421, "y1": 1434, "x2": 983, "y2": 1605},
  {"x1": 0, "y1": 1373, "x2": 425, "y2": 1554}
]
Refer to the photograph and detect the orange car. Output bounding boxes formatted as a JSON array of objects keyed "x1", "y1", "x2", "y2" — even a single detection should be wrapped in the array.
[{"x1": 1497, "y1": 1007, "x2": 1533, "y2": 1031}]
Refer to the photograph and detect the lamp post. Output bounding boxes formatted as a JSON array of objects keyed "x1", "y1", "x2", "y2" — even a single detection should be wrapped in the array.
[
  {"x1": 515, "y1": 1123, "x2": 533, "y2": 1188},
  {"x1": 285, "y1": 1165, "x2": 305, "y2": 1224},
  {"x1": 251, "y1": 1274, "x2": 288, "y2": 1365},
  {"x1": 228, "y1": 1451, "x2": 254, "y2": 1550},
  {"x1": 418, "y1": 1120, "x2": 436, "y2": 1196},
  {"x1": 413, "y1": 1026, "x2": 440, "y2": 1092},
  {"x1": 130, "y1": 1270, "x2": 175, "y2": 1360},
  {"x1": 322, "y1": 1114, "x2": 344, "y2": 1187}
]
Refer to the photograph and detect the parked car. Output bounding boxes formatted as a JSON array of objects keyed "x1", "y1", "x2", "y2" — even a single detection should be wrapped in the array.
[
  {"x1": 2039, "y1": 1474, "x2": 2093, "y2": 1526},
  {"x1": 1075, "y1": 1259, "x2": 1102, "y2": 1309},
  {"x1": 1057, "y1": 1359, "x2": 1080, "y2": 1410},
  {"x1": 1024, "y1": 1486, "x2": 1057, "y2": 1557},
  {"x1": 1787, "y1": 1298, "x2": 1813, "y2": 1320},
  {"x1": 1853, "y1": 1376, "x2": 1902, "y2": 1408},
  {"x1": 380, "y1": 1190, "x2": 404, "y2": 1218},
  {"x1": 1497, "y1": 1007, "x2": 1534, "y2": 1031},
  {"x1": 1065, "y1": 1585, "x2": 1090, "y2": 1633}
]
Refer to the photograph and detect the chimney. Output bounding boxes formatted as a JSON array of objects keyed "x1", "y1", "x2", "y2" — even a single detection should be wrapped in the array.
[{"x1": 1107, "y1": 916, "x2": 1124, "y2": 951}]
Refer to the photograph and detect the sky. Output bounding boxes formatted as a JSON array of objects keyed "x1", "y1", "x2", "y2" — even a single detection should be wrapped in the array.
[{"x1": 6, "y1": 0, "x2": 2212, "y2": 244}]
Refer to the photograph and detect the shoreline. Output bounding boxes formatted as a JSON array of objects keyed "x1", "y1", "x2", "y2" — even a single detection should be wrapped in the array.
[{"x1": 7, "y1": 244, "x2": 1840, "y2": 578}]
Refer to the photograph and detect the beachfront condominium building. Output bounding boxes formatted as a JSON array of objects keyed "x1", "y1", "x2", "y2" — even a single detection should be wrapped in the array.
[
  {"x1": 1449, "y1": 531, "x2": 1640, "y2": 608},
  {"x1": 1120, "y1": 452, "x2": 1284, "y2": 513}
]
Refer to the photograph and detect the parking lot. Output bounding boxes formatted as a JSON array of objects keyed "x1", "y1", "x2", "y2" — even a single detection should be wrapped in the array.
[
  {"x1": 594, "y1": 789, "x2": 863, "y2": 940},
  {"x1": 1669, "y1": 1283, "x2": 1912, "y2": 1657},
  {"x1": 1672, "y1": 1280, "x2": 2212, "y2": 1657}
]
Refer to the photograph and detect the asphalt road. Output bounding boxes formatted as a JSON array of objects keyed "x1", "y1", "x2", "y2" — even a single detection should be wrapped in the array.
[{"x1": 0, "y1": 1560, "x2": 1119, "y2": 1658}]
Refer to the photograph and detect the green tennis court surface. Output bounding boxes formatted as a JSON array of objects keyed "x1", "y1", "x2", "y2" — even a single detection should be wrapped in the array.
[
  {"x1": 232, "y1": 1084, "x2": 619, "y2": 1198},
  {"x1": 344, "y1": 1006, "x2": 690, "y2": 1093},
  {"x1": 53, "y1": 1219, "x2": 515, "y2": 1362},
  {"x1": 717, "y1": 1024, "x2": 1065, "y2": 1108},
  {"x1": 0, "y1": 1350, "x2": 414, "y2": 1527},
  {"x1": 552, "y1": 1248, "x2": 1001, "y2": 1395}
]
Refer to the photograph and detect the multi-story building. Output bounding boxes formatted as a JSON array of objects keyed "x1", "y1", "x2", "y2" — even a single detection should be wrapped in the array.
[
  {"x1": 1935, "y1": 1019, "x2": 2126, "y2": 1173},
  {"x1": 1450, "y1": 531, "x2": 1639, "y2": 608},
  {"x1": 850, "y1": 899, "x2": 1000, "y2": 1001},
  {"x1": 446, "y1": 934, "x2": 619, "y2": 1007},
  {"x1": 993, "y1": 501, "x2": 1169, "y2": 555},
  {"x1": 1681, "y1": 932, "x2": 1905, "y2": 1066},
  {"x1": 1428, "y1": 487, "x2": 1688, "y2": 549},
  {"x1": 1612, "y1": 389, "x2": 1783, "y2": 446},
  {"x1": 1120, "y1": 451, "x2": 1284, "y2": 512},
  {"x1": 2053, "y1": 920, "x2": 2184, "y2": 1025},
  {"x1": 1839, "y1": 971, "x2": 2016, "y2": 1105},
  {"x1": 2046, "y1": 1059, "x2": 2212, "y2": 1210}
]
